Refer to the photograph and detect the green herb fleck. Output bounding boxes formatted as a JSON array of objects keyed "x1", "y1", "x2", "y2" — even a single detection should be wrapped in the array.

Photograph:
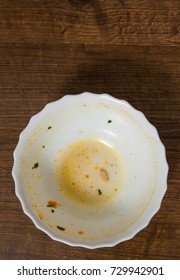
[
  {"x1": 48, "y1": 126, "x2": 52, "y2": 130},
  {"x1": 32, "y1": 162, "x2": 39, "y2": 169},
  {"x1": 108, "y1": 120, "x2": 112, "y2": 123},
  {"x1": 42, "y1": 145, "x2": 45, "y2": 148},
  {"x1": 51, "y1": 209, "x2": 54, "y2": 213},
  {"x1": 57, "y1": 225, "x2": 65, "y2": 231},
  {"x1": 98, "y1": 189, "x2": 102, "y2": 195}
]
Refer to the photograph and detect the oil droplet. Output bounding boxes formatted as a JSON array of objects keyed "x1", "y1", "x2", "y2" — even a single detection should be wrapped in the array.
[{"x1": 94, "y1": 165, "x2": 99, "y2": 170}]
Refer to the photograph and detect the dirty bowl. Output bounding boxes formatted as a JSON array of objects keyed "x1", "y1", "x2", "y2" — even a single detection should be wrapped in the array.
[{"x1": 12, "y1": 93, "x2": 168, "y2": 248}]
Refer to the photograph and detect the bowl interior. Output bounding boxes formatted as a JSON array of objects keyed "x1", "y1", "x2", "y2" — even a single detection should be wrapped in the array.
[{"x1": 12, "y1": 93, "x2": 168, "y2": 248}]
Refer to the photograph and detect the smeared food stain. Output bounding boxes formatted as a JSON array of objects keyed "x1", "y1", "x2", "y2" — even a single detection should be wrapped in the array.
[
  {"x1": 47, "y1": 200, "x2": 60, "y2": 208},
  {"x1": 55, "y1": 138, "x2": 122, "y2": 204},
  {"x1": 104, "y1": 159, "x2": 109, "y2": 165},
  {"x1": 38, "y1": 212, "x2": 44, "y2": 220},
  {"x1": 99, "y1": 168, "x2": 109, "y2": 181}
]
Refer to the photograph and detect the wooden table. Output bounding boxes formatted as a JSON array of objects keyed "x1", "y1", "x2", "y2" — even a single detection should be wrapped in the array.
[{"x1": 0, "y1": 0, "x2": 179, "y2": 260}]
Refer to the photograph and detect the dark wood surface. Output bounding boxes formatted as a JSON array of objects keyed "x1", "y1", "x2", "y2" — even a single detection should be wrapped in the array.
[{"x1": 0, "y1": 0, "x2": 179, "y2": 260}]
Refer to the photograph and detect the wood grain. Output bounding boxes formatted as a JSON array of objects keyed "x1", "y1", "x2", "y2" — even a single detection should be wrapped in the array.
[
  {"x1": 0, "y1": 0, "x2": 179, "y2": 260},
  {"x1": 0, "y1": 0, "x2": 179, "y2": 45}
]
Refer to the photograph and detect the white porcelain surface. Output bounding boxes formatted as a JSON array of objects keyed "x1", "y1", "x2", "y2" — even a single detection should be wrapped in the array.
[{"x1": 12, "y1": 92, "x2": 168, "y2": 248}]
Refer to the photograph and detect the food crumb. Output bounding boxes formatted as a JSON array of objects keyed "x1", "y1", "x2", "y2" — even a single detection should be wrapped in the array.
[
  {"x1": 99, "y1": 168, "x2": 109, "y2": 181},
  {"x1": 98, "y1": 189, "x2": 102, "y2": 195},
  {"x1": 108, "y1": 120, "x2": 112, "y2": 123},
  {"x1": 47, "y1": 200, "x2": 60, "y2": 208},
  {"x1": 48, "y1": 126, "x2": 52, "y2": 130},
  {"x1": 32, "y1": 162, "x2": 39, "y2": 169},
  {"x1": 57, "y1": 225, "x2": 65, "y2": 231}
]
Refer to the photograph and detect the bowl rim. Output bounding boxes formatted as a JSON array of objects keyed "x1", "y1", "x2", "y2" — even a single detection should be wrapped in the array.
[{"x1": 12, "y1": 92, "x2": 169, "y2": 249}]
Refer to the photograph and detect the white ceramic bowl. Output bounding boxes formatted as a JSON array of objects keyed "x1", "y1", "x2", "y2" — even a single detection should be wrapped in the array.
[{"x1": 12, "y1": 93, "x2": 168, "y2": 248}]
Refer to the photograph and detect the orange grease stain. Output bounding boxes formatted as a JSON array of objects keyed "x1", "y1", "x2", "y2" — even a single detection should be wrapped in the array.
[
  {"x1": 78, "y1": 231, "x2": 84, "y2": 235},
  {"x1": 47, "y1": 200, "x2": 60, "y2": 208}
]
